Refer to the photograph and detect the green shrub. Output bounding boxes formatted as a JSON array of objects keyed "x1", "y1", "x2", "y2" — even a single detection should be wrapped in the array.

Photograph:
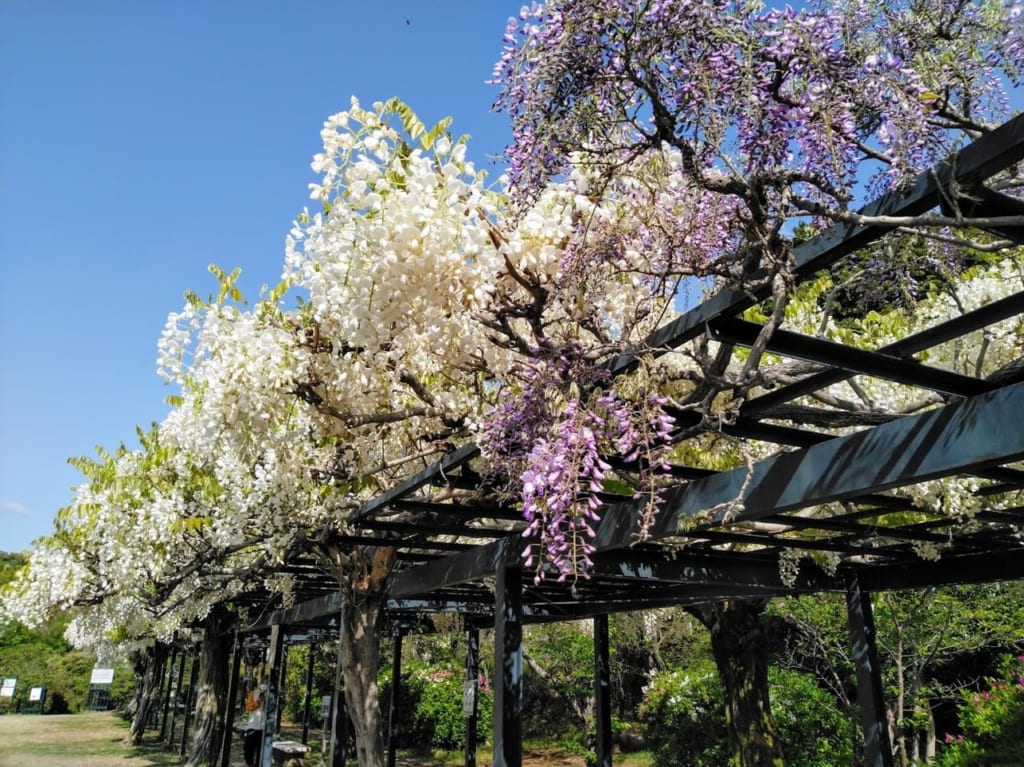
[
  {"x1": 281, "y1": 644, "x2": 336, "y2": 725},
  {"x1": 936, "y1": 654, "x2": 1024, "y2": 767},
  {"x1": 639, "y1": 661, "x2": 727, "y2": 767},
  {"x1": 770, "y1": 668, "x2": 856, "y2": 767},
  {"x1": 520, "y1": 624, "x2": 595, "y2": 738},
  {"x1": 46, "y1": 651, "x2": 94, "y2": 712},
  {"x1": 640, "y1": 662, "x2": 854, "y2": 767},
  {"x1": 382, "y1": 663, "x2": 493, "y2": 751}
]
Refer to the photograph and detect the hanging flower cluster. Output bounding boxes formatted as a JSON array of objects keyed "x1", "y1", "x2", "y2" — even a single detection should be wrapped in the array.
[{"x1": 482, "y1": 351, "x2": 674, "y2": 584}]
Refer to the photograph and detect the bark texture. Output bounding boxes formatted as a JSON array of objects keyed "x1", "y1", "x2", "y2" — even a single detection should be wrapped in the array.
[
  {"x1": 185, "y1": 606, "x2": 235, "y2": 767},
  {"x1": 329, "y1": 544, "x2": 396, "y2": 767},
  {"x1": 688, "y1": 599, "x2": 785, "y2": 767},
  {"x1": 124, "y1": 642, "x2": 170, "y2": 746}
]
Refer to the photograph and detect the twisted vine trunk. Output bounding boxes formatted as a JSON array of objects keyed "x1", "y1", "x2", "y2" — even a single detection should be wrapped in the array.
[
  {"x1": 688, "y1": 599, "x2": 784, "y2": 767},
  {"x1": 330, "y1": 544, "x2": 397, "y2": 767},
  {"x1": 185, "y1": 605, "x2": 234, "y2": 767},
  {"x1": 124, "y1": 641, "x2": 170, "y2": 745}
]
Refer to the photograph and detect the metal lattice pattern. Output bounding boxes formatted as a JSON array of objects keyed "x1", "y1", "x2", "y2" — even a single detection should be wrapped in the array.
[{"x1": 241, "y1": 115, "x2": 1024, "y2": 631}]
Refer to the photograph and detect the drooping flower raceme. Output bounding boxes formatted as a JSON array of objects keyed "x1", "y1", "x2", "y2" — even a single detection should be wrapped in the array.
[{"x1": 482, "y1": 350, "x2": 676, "y2": 584}]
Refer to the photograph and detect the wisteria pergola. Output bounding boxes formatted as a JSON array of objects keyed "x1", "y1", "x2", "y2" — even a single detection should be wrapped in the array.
[{"x1": 204, "y1": 115, "x2": 1024, "y2": 767}]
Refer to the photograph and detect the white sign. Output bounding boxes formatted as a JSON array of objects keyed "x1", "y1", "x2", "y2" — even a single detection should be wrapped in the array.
[
  {"x1": 28, "y1": 686, "x2": 44, "y2": 702},
  {"x1": 462, "y1": 680, "x2": 477, "y2": 717},
  {"x1": 0, "y1": 678, "x2": 15, "y2": 698},
  {"x1": 90, "y1": 668, "x2": 115, "y2": 685}
]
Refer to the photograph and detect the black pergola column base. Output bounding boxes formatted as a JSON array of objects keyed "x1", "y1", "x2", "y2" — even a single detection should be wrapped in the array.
[
  {"x1": 493, "y1": 563, "x2": 523, "y2": 767},
  {"x1": 847, "y1": 574, "x2": 893, "y2": 767}
]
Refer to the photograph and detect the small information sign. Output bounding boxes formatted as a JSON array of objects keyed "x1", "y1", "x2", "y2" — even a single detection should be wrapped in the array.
[
  {"x1": 462, "y1": 680, "x2": 477, "y2": 717},
  {"x1": 0, "y1": 678, "x2": 16, "y2": 698},
  {"x1": 90, "y1": 668, "x2": 115, "y2": 685}
]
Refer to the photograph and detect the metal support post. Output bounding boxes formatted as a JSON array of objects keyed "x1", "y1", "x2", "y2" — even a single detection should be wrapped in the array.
[
  {"x1": 167, "y1": 648, "x2": 187, "y2": 744},
  {"x1": 465, "y1": 627, "x2": 480, "y2": 767},
  {"x1": 158, "y1": 644, "x2": 177, "y2": 737},
  {"x1": 275, "y1": 643, "x2": 289, "y2": 735},
  {"x1": 847, "y1": 574, "x2": 893, "y2": 767},
  {"x1": 302, "y1": 642, "x2": 316, "y2": 744},
  {"x1": 387, "y1": 632, "x2": 403, "y2": 767},
  {"x1": 259, "y1": 625, "x2": 286, "y2": 767},
  {"x1": 179, "y1": 651, "x2": 200, "y2": 757},
  {"x1": 328, "y1": 620, "x2": 348, "y2": 767},
  {"x1": 220, "y1": 631, "x2": 243, "y2": 767},
  {"x1": 493, "y1": 563, "x2": 523, "y2": 767},
  {"x1": 594, "y1": 615, "x2": 612, "y2": 767}
]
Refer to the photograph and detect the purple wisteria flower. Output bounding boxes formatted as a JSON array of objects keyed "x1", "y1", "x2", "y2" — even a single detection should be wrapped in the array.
[{"x1": 482, "y1": 354, "x2": 674, "y2": 584}]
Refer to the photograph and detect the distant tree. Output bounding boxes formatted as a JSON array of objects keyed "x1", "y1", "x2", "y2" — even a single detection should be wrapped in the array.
[{"x1": 771, "y1": 584, "x2": 1024, "y2": 765}]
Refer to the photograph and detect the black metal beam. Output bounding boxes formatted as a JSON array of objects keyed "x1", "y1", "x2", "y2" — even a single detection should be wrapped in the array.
[
  {"x1": 390, "y1": 538, "x2": 523, "y2": 598},
  {"x1": 854, "y1": 548, "x2": 1024, "y2": 590},
  {"x1": 675, "y1": 528, "x2": 894, "y2": 556},
  {"x1": 745, "y1": 290, "x2": 1024, "y2": 414},
  {"x1": 941, "y1": 184, "x2": 1024, "y2": 245},
  {"x1": 665, "y1": 405, "x2": 835, "y2": 447},
  {"x1": 392, "y1": 499, "x2": 524, "y2": 521},
  {"x1": 351, "y1": 442, "x2": 481, "y2": 522},
  {"x1": 596, "y1": 381, "x2": 1024, "y2": 550},
  {"x1": 241, "y1": 593, "x2": 343, "y2": 632},
  {"x1": 363, "y1": 519, "x2": 521, "y2": 539},
  {"x1": 592, "y1": 550, "x2": 841, "y2": 591},
  {"x1": 709, "y1": 316, "x2": 995, "y2": 398},
  {"x1": 507, "y1": 585, "x2": 798, "y2": 622}
]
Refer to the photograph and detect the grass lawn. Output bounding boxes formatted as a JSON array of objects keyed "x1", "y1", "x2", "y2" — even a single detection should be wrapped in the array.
[
  {"x1": 0, "y1": 711, "x2": 182, "y2": 767},
  {"x1": 0, "y1": 711, "x2": 653, "y2": 767}
]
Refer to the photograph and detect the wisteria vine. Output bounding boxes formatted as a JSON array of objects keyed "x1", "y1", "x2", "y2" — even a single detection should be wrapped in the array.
[{"x1": 482, "y1": 351, "x2": 674, "y2": 584}]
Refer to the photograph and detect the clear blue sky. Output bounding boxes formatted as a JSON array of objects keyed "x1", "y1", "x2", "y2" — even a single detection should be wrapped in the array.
[{"x1": 0, "y1": 0, "x2": 519, "y2": 553}]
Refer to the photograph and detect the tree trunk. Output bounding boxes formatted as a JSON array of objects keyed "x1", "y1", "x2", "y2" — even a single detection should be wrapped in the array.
[
  {"x1": 688, "y1": 600, "x2": 784, "y2": 767},
  {"x1": 893, "y1": 635, "x2": 908, "y2": 767},
  {"x1": 185, "y1": 606, "x2": 235, "y2": 767},
  {"x1": 328, "y1": 544, "x2": 396, "y2": 767},
  {"x1": 922, "y1": 700, "x2": 936, "y2": 762},
  {"x1": 124, "y1": 642, "x2": 170, "y2": 745}
]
